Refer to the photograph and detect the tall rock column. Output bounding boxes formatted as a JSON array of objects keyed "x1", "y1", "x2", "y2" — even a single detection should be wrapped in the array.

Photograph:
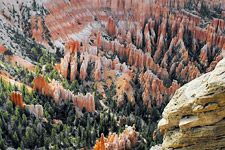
[
  {"x1": 11, "y1": 92, "x2": 23, "y2": 108},
  {"x1": 70, "y1": 55, "x2": 78, "y2": 82},
  {"x1": 107, "y1": 17, "x2": 117, "y2": 37}
]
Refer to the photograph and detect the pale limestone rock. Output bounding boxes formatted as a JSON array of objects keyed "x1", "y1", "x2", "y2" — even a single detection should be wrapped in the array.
[
  {"x1": 158, "y1": 58, "x2": 225, "y2": 150},
  {"x1": 24, "y1": 104, "x2": 44, "y2": 118}
]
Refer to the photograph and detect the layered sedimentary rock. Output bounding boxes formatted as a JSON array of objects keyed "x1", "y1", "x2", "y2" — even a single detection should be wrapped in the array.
[
  {"x1": 72, "y1": 93, "x2": 95, "y2": 112},
  {"x1": 107, "y1": 17, "x2": 117, "y2": 37},
  {"x1": 1, "y1": 0, "x2": 221, "y2": 46},
  {"x1": 55, "y1": 41, "x2": 138, "y2": 105},
  {"x1": 115, "y1": 74, "x2": 135, "y2": 105},
  {"x1": 93, "y1": 7, "x2": 224, "y2": 106},
  {"x1": 61, "y1": 0, "x2": 225, "y2": 108},
  {"x1": 70, "y1": 55, "x2": 78, "y2": 81},
  {"x1": 60, "y1": 54, "x2": 70, "y2": 79},
  {"x1": 140, "y1": 70, "x2": 180, "y2": 109},
  {"x1": 56, "y1": 8, "x2": 224, "y2": 107},
  {"x1": 94, "y1": 125, "x2": 139, "y2": 150},
  {"x1": 56, "y1": 44, "x2": 101, "y2": 81},
  {"x1": 11, "y1": 92, "x2": 43, "y2": 117},
  {"x1": 1, "y1": 0, "x2": 222, "y2": 109},
  {"x1": 0, "y1": 0, "x2": 223, "y2": 53},
  {"x1": 222, "y1": 11, "x2": 225, "y2": 18},
  {"x1": 80, "y1": 55, "x2": 90, "y2": 80},
  {"x1": 158, "y1": 58, "x2": 225, "y2": 149},
  {"x1": 24, "y1": 104, "x2": 44, "y2": 118},
  {"x1": 94, "y1": 58, "x2": 102, "y2": 81},
  {"x1": 65, "y1": 40, "x2": 80, "y2": 55},
  {"x1": 0, "y1": 44, "x2": 35, "y2": 71},
  {"x1": 33, "y1": 75, "x2": 95, "y2": 112},
  {"x1": 11, "y1": 92, "x2": 23, "y2": 108}
]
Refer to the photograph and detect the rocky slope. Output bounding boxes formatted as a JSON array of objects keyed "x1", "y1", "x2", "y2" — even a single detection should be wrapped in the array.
[
  {"x1": 0, "y1": 0, "x2": 224, "y2": 109},
  {"x1": 158, "y1": 58, "x2": 225, "y2": 149},
  {"x1": 0, "y1": 0, "x2": 224, "y2": 149}
]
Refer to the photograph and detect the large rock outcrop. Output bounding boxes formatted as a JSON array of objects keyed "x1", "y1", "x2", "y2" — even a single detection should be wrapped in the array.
[{"x1": 158, "y1": 58, "x2": 225, "y2": 149}]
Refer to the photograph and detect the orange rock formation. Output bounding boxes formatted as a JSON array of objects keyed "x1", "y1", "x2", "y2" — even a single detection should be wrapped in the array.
[
  {"x1": 26, "y1": 0, "x2": 225, "y2": 108},
  {"x1": 11, "y1": 92, "x2": 23, "y2": 108},
  {"x1": 33, "y1": 75, "x2": 95, "y2": 112},
  {"x1": 140, "y1": 70, "x2": 180, "y2": 109},
  {"x1": 24, "y1": 104, "x2": 44, "y2": 118},
  {"x1": 11, "y1": 92, "x2": 43, "y2": 117},
  {"x1": 94, "y1": 125, "x2": 139, "y2": 150},
  {"x1": 107, "y1": 17, "x2": 117, "y2": 37}
]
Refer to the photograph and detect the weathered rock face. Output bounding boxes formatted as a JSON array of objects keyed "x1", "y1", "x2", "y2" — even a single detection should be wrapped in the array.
[
  {"x1": 60, "y1": 54, "x2": 70, "y2": 79},
  {"x1": 73, "y1": 93, "x2": 95, "y2": 112},
  {"x1": 24, "y1": 104, "x2": 44, "y2": 118},
  {"x1": 140, "y1": 70, "x2": 180, "y2": 109},
  {"x1": 2, "y1": 0, "x2": 223, "y2": 110},
  {"x1": 56, "y1": 45, "x2": 99, "y2": 81},
  {"x1": 11, "y1": 92, "x2": 23, "y2": 108},
  {"x1": 55, "y1": 41, "x2": 138, "y2": 105},
  {"x1": 0, "y1": 44, "x2": 35, "y2": 71},
  {"x1": 65, "y1": 40, "x2": 80, "y2": 55},
  {"x1": 70, "y1": 55, "x2": 78, "y2": 82},
  {"x1": 158, "y1": 58, "x2": 225, "y2": 149},
  {"x1": 11, "y1": 92, "x2": 43, "y2": 117},
  {"x1": 94, "y1": 58, "x2": 102, "y2": 81},
  {"x1": 80, "y1": 55, "x2": 90, "y2": 80},
  {"x1": 115, "y1": 74, "x2": 135, "y2": 105},
  {"x1": 107, "y1": 17, "x2": 117, "y2": 37},
  {"x1": 94, "y1": 125, "x2": 139, "y2": 150},
  {"x1": 222, "y1": 11, "x2": 225, "y2": 18},
  {"x1": 33, "y1": 75, "x2": 95, "y2": 112},
  {"x1": 95, "y1": 8, "x2": 224, "y2": 106}
]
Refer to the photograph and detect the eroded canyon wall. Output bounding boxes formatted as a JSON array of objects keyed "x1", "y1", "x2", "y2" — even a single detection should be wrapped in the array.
[{"x1": 1, "y1": 0, "x2": 224, "y2": 110}]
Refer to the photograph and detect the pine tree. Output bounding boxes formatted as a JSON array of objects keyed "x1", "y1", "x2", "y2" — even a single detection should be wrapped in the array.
[
  {"x1": 77, "y1": 137, "x2": 80, "y2": 148},
  {"x1": 0, "y1": 134, "x2": 6, "y2": 150},
  {"x1": 22, "y1": 114, "x2": 27, "y2": 126},
  {"x1": 51, "y1": 128, "x2": 57, "y2": 144},
  {"x1": 20, "y1": 141, "x2": 24, "y2": 150},
  {"x1": 73, "y1": 112, "x2": 79, "y2": 126},
  {"x1": 92, "y1": 128, "x2": 96, "y2": 144},
  {"x1": 13, "y1": 132, "x2": 20, "y2": 147}
]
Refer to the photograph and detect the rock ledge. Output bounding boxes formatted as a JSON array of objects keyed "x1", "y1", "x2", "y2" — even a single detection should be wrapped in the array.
[{"x1": 158, "y1": 58, "x2": 225, "y2": 149}]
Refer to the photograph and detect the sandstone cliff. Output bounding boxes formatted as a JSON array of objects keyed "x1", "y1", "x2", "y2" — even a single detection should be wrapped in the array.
[{"x1": 158, "y1": 58, "x2": 225, "y2": 149}]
